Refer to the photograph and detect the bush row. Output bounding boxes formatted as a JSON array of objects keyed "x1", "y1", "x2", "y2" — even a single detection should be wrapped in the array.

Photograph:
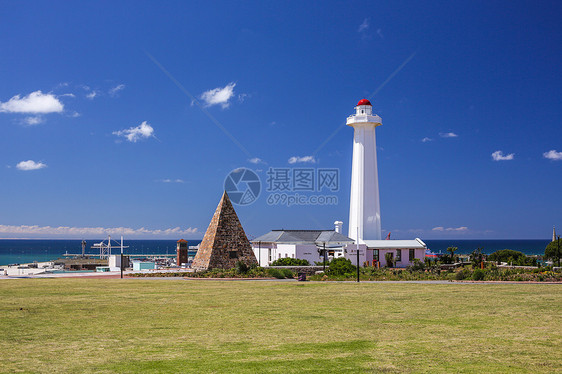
[
  {"x1": 308, "y1": 266, "x2": 562, "y2": 282},
  {"x1": 129, "y1": 264, "x2": 295, "y2": 279}
]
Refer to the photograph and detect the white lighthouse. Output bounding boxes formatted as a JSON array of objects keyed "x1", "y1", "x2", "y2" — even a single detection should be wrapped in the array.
[{"x1": 347, "y1": 99, "x2": 382, "y2": 242}]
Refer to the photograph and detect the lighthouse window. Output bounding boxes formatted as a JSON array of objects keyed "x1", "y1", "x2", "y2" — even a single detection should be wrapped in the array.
[
  {"x1": 229, "y1": 251, "x2": 238, "y2": 259},
  {"x1": 361, "y1": 110, "x2": 364, "y2": 113}
]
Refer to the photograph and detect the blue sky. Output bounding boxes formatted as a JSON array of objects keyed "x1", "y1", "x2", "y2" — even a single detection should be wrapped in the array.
[{"x1": 0, "y1": 1, "x2": 561, "y2": 240}]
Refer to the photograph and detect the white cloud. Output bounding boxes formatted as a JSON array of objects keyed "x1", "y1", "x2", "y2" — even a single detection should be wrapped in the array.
[
  {"x1": 16, "y1": 160, "x2": 47, "y2": 171},
  {"x1": 288, "y1": 155, "x2": 316, "y2": 164},
  {"x1": 0, "y1": 91, "x2": 64, "y2": 114},
  {"x1": 59, "y1": 93, "x2": 75, "y2": 98},
  {"x1": 200, "y1": 82, "x2": 236, "y2": 108},
  {"x1": 447, "y1": 226, "x2": 468, "y2": 231},
  {"x1": 160, "y1": 179, "x2": 184, "y2": 183},
  {"x1": 113, "y1": 121, "x2": 155, "y2": 142},
  {"x1": 543, "y1": 149, "x2": 562, "y2": 161},
  {"x1": 0, "y1": 224, "x2": 198, "y2": 238},
  {"x1": 23, "y1": 116, "x2": 44, "y2": 125},
  {"x1": 109, "y1": 84, "x2": 125, "y2": 96},
  {"x1": 376, "y1": 28, "x2": 384, "y2": 39},
  {"x1": 491, "y1": 150, "x2": 514, "y2": 161},
  {"x1": 421, "y1": 137, "x2": 432, "y2": 143},
  {"x1": 439, "y1": 132, "x2": 458, "y2": 138},
  {"x1": 86, "y1": 91, "x2": 98, "y2": 100},
  {"x1": 248, "y1": 157, "x2": 264, "y2": 164},
  {"x1": 358, "y1": 18, "x2": 369, "y2": 32},
  {"x1": 432, "y1": 226, "x2": 468, "y2": 232}
]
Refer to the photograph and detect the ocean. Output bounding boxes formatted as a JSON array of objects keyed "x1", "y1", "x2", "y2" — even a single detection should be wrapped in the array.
[
  {"x1": 0, "y1": 238, "x2": 550, "y2": 266},
  {"x1": 0, "y1": 239, "x2": 202, "y2": 266}
]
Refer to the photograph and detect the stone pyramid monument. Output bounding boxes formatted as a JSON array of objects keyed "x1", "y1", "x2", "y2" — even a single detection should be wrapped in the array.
[{"x1": 191, "y1": 191, "x2": 258, "y2": 270}]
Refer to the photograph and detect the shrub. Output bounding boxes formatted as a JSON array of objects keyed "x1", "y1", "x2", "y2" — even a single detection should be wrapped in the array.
[
  {"x1": 280, "y1": 268, "x2": 294, "y2": 278},
  {"x1": 407, "y1": 259, "x2": 425, "y2": 272},
  {"x1": 455, "y1": 270, "x2": 466, "y2": 280},
  {"x1": 328, "y1": 257, "x2": 356, "y2": 276},
  {"x1": 472, "y1": 269, "x2": 485, "y2": 281},
  {"x1": 314, "y1": 260, "x2": 331, "y2": 266},
  {"x1": 384, "y1": 252, "x2": 395, "y2": 268},
  {"x1": 235, "y1": 261, "x2": 249, "y2": 274},
  {"x1": 267, "y1": 268, "x2": 285, "y2": 279},
  {"x1": 270, "y1": 257, "x2": 310, "y2": 266}
]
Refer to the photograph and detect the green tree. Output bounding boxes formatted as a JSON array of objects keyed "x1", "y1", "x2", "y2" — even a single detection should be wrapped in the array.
[
  {"x1": 545, "y1": 238, "x2": 562, "y2": 267},
  {"x1": 488, "y1": 249, "x2": 526, "y2": 264},
  {"x1": 446, "y1": 247, "x2": 458, "y2": 263},
  {"x1": 470, "y1": 247, "x2": 485, "y2": 268}
]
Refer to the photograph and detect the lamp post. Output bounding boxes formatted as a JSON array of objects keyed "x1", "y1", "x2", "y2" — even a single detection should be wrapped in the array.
[
  {"x1": 258, "y1": 241, "x2": 261, "y2": 267},
  {"x1": 356, "y1": 246, "x2": 360, "y2": 283},
  {"x1": 356, "y1": 228, "x2": 360, "y2": 283},
  {"x1": 323, "y1": 242, "x2": 326, "y2": 272},
  {"x1": 120, "y1": 236, "x2": 124, "y2": 279},
  {"x1": 556, "y1": 235, "x2": 560, "y2": 267}
]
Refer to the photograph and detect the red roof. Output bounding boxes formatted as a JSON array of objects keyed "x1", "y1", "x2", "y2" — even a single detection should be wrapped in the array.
[
  {"x1": 357, "y1": 99, "x2": 372, "y2": 106},
  {"x1": 177, "y1": 239, "x2": 188, "y2": 243}
]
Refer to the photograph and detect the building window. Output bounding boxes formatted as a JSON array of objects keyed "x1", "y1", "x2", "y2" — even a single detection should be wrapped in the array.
[
  {"x1": 374, "y1": 249, "x2": 379, "y2": 261},
  {"x1": 396, "y1": 249, "x2": 402, "y2": 262},
  {"x1": 409, "y1": 249, "x2": 415, "y2": 261},
  {"x1": 229, "y1": 251, "x2": 238, "y2": 259},
  {"x1": 291, "y1": 254, "x2": 295, "y2": 258},
  {"x1": 285, "y1": 253, "x2": 288, "y2": 258}
]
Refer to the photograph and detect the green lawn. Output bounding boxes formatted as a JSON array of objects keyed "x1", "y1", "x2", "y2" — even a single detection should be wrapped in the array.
[{"x1": 0, "y1": 279, "x2": 560, "y2": 373}]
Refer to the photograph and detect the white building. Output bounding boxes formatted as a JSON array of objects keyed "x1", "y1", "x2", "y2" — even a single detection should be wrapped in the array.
[
  {"x1": 344, "y1": 99, "x2": 426, "y2": 267},
  {"x1": 251, "y1": 225, "x2": 354, "y2": 266},
  {"x1": 345, "y1": 239, "x2": 427, "y2": 267}
]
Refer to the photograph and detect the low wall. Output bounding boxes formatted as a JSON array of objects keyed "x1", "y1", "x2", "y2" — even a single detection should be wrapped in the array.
[{"x1": 269, "y1": 266, "x2": 325, "y2": 275}]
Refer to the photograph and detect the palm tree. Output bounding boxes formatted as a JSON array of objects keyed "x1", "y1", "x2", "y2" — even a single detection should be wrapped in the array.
[
  {"x1": 470, "y1": 247, "x2": 485, "y2": 268},
  {"x1": 447, "y1": 246, "x2": 458, "y2": 263}
]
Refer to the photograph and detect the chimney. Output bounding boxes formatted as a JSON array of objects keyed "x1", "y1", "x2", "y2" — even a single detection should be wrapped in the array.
[{"x1": 334, "y1": 221, "x2": 343, "y2": 234}]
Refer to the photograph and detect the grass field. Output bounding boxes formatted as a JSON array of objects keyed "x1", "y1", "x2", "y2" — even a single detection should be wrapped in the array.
[{"x1": 1, "y1": 279, "x2": 560, "y2": 373}]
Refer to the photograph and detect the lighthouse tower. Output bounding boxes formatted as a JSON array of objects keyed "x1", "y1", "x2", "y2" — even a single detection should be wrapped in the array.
[{"x1": 347, "y1": 99, "x2": 382, "y2": 242}]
